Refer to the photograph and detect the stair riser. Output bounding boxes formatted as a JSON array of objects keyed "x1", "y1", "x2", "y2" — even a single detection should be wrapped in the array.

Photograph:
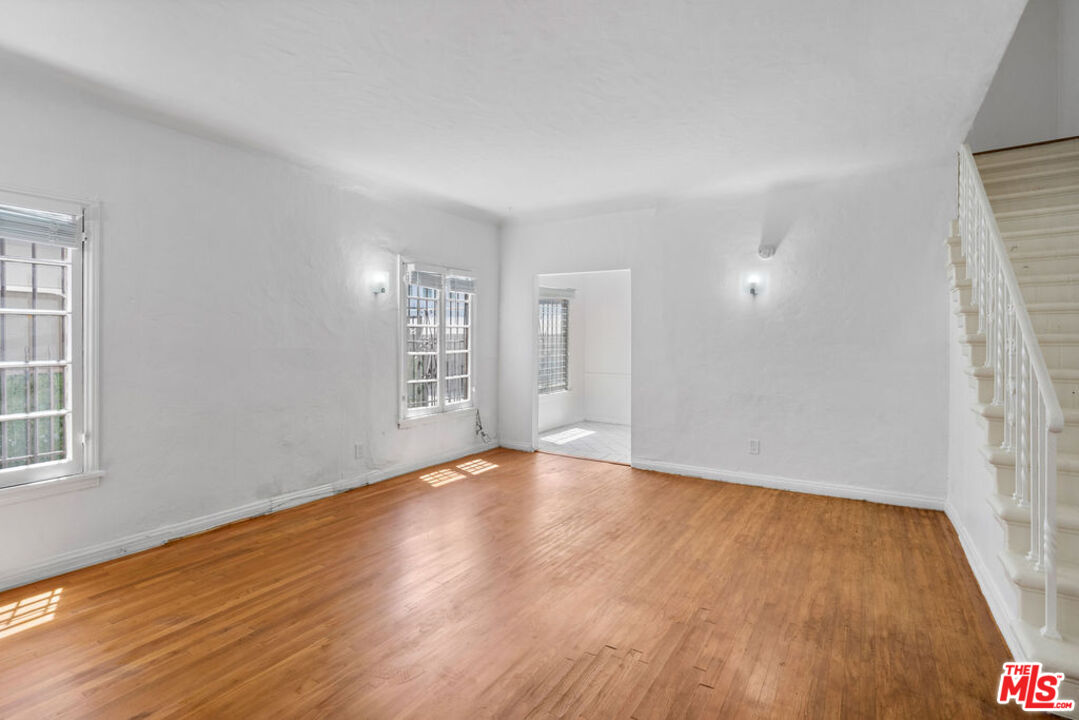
[
  {"x1": 963, "y1": 341, "x2": 986, "y2": 366},
  {"x1": 1041, "y1": 343, "x2": 1079, "y2": 371},
  {"x1": 971, "y1": 373, "x2": 1079, "y2": 410},
  {"x1": 991, "y1": 465, "x2": 1079, "y2": 506},
  {"x1": 1017, "y1": 585, "x2": 1079, "y2": 638},
  {"x1": 1009, "y1": 254, "x2": 1079, "y2": 276},
  {"x1": 1003, "y1": 523, "x2": 1079, "y2": 565},
  {"x1": 979, "y1": 156, "x2": 1079, "y2": 186},
  {"x1": 1031, "y1": 311, "x2": 1079, "y2": 335},
  {"x1": 996, "y1": 209, "x2": 1079, "y2": 235},
  {"x1": 954, "y1": 255, "x2": 1079, "y2": 277},
  {"x1": 1021, "y1": 282, "x2": 1079, "y2": 304},
  {"x1": 946, "y1": 307, "x2": 1079, "y2": 337},
  {"x1": 1002, "y1": 234, "x2": 1079, "y2": 255},
  {"x1": 990, "y1": 188, "x2": 1079, "y2": 216},
  {"x1": 951, "y1": 284, "x2": 972, "y2": 306},
  {"x1": 980, "y1": 414, "x2": 1079, "y2": 454},
  {"x1": 983, "y1": 169, "x2": 1079, "y2": 198},
  {"x1": 976, "y1": 140, "x2": 1079, "y2": 169}
]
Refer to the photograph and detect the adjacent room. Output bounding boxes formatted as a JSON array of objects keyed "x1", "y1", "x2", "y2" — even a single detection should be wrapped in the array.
[
  {"x1": 0, "y1": 0, "x2": 1077, "y2": 717},
  {"x1": 536, "y1": 270, "x2": 631, "y2": 464}
]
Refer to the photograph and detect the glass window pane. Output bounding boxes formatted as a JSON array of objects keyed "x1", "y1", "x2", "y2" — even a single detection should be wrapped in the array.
[
  {"x1": 407, "y1": 381, "x2": 438, "y2": 409},
  {"x1": 34, "y1": 315, "x2": 64, "y2": 362},
  {"x1": 35, "y1": 265, "x2": 65, "y2": 311},
  {"x1": 446, "y1": 377, "x2": 469, "y2": 404},
  {"x1": 2, "y1": 315, "x2": 29, "y2": 362},
  {"x1": 408, "y1": 354, "x2": 438, "y2": 381}
]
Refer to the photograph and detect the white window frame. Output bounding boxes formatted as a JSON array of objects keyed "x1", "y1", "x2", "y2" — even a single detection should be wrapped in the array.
[
  {"x1": 397, "y1": 257, "x2": 475, "y2": 425},
  {"x1": 0, "y1": 188, "x2": 101, "y2": 496}
]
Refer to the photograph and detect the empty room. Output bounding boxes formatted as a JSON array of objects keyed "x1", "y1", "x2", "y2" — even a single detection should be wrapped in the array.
[{"x1": 0, "y1": 0, "x2": 1077, "y2": 717}]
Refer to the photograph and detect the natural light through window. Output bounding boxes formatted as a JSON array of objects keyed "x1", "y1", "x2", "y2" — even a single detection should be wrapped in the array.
[
  {"x1": 457, "y1": 459, "x2": 498, "y2": 475},
  {"x1": 540, "y1": 427, "x2": 596, "y2": 445},
  {"x1": 0, "y1": 587, "x2": 62, "y2": 640},
  {"x1": 420, "y1": 468, "x2": 466, "y2": 487}
]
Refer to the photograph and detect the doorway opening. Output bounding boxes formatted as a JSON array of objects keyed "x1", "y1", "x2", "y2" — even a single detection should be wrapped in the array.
[{"x1": 534, "y1": 269, "x2": 630, "y2": 464}]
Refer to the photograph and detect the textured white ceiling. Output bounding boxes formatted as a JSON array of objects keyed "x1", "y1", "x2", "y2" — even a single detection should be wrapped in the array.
[{"x1": 0, "y1": 0, "x2": 1023, "y2": 218}]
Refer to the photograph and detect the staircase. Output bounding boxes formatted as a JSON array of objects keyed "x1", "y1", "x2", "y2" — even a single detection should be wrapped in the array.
[{"x1": 948, "y1": 137, "x2": 1079, "y2": 711}]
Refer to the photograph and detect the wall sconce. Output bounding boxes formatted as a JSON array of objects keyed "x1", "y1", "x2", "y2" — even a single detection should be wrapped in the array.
[
  {"x1": 743, "y1": 272, "x2": 768, "y2": 297},
  {"x1": 369, "y1": 270, "x2": 388, "y2": 296}
]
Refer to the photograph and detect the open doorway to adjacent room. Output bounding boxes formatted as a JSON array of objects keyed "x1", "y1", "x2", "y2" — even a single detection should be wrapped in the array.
[{"x1": 534, "y1": 269, "x2": 631, "y2": 464}]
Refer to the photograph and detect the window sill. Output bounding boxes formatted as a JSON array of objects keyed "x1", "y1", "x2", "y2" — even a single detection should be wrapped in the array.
[
  {"x1": 398, "y1": 406, "x2": 476, "y2": 429},
  {"x1": 0, "y1": 470, "x2": 104, "y2": 507}
]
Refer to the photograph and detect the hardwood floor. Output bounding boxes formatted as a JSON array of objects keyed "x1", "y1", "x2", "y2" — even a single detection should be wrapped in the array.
[{"x1": 0, "y1": 449, "x2": 1022, "y2": 718}]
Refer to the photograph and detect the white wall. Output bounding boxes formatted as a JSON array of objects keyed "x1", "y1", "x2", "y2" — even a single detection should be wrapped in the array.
[
  {"x1": 967, "y1": 0, "x2": 1079, "y2": 151},
  {"x1": 0, "y1": 57, "x2": 499, "y2": 584},
  {"x1": 581, "y1": 271, "x2": 631, "y2": 426},
  {"x1": 500, "y1": 161, "x2": 954, "y2": 506}
]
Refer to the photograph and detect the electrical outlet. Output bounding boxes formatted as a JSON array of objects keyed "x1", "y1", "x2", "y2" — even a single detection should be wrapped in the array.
[
  {"x1": 354, "y1": 443, "x2": 363, "y2": 460},
  {"x1": 748, "y1": 439, "x2": 760, "y2": 455}
]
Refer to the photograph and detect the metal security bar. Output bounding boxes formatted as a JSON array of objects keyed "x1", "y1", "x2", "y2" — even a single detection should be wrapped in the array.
[
  {"x1": 958, "y1": 145, "x2": 1064, "y2": 641},
  {"x1": 537, "y1": 298, "x2": 569, "y2": 394},
  {"x1": 0, "y1": 237, "x2": 71, "y2": 471}
]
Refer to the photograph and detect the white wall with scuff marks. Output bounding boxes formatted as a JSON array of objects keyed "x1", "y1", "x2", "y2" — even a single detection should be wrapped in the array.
[
  {"x1": 500, "y1": 162, "x2": 954, "y2": 505},
  {"x1": 0, "y1": 57, "x2": 499, "y2": 580}
]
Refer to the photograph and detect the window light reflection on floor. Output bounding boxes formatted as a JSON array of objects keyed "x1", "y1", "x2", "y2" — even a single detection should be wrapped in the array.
[
  {"x1": 420, "y1": 468, "x2": 466, "y2": 487},
  {"x1": 540, "y1": 427, "x2": 596, "y2": 445},
  {"x1": 0, "y1": 587, "x2": 62, "y2": 640},
  {"x1": 457, "y1": 459, "x2": 498, "y2": 475}
]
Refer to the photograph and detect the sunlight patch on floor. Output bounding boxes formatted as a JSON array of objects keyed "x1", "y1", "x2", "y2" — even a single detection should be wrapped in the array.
[
  {"x1": 420, "y1": 468, "x2": 466, "y2": 487},
  {"x1": 0, "y1": 587, "x2": 62, "y2": 640},
  {"x1": 457, "y1": 459, "x2": 498, "y2": 475},
  {"x1": 540, "y1": 427, "x2": 596, "y2": 445}
]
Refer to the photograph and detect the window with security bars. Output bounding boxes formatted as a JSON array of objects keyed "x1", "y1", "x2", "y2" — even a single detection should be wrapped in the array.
[
  {"x1": 0, "y1": 198, "x2": 89, "y2": 490},
  {"x1": 401, "y1": 262, "x2": 474, "y2": 421},
  {"x1": 537, "y1": 298, "x2": 569, "y2": 394}
]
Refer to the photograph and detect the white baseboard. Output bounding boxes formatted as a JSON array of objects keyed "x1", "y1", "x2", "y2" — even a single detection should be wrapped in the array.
[
  {"x1": 943, "y1": 500, "x2": 1022, "y2": 662},
  {"x1": 499, "y1": 441, "x2": 535, "y2": 452},
  {"x1": 631, "y1": 458, "x2": 946, "y2": 510},
  {"x1": 0, "y1": 440, "x2": 496, "y2": 592}
]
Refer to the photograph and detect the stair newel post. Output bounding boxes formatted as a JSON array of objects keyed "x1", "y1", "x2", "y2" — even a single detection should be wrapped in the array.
[
  {"x1": 1043, "y1": 417, "x2": 1061, "y2": 640},
  {"x1": 1029, "y1": 378, "x2": 1043, "y2": 570}
]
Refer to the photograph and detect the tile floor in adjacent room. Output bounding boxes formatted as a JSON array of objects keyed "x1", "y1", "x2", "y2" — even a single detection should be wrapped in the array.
[{"x1": 537, "y1": 420, "x2": 630, "y2": 464}]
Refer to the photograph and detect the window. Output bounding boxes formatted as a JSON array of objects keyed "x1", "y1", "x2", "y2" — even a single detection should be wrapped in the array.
[
  {"x1": 537, "y1": 298, "x2": 569, "y2": 394},
  {"x1": 400, "y1": 261, "x2": 475, "y2": 422},
  {"x1": 0, "y1": 193, "x2": 97, "y2": 490}
]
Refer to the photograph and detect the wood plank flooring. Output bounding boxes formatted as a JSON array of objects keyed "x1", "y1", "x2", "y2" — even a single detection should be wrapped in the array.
[{"x1": 0, "y1": 449, "x2": 1022, "y2": 718}]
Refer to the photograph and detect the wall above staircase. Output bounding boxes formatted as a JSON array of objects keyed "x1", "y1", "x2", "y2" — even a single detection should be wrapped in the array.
[{"x1": 968, "y1": 0, "x2": 1079, "y2": 152}]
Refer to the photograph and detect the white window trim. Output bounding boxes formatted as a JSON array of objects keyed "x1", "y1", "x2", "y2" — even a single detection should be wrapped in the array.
[
  {"x1": 0, "y1": 188, "x2": 102, "y2": 501},
  {"x1": 397, "y1": 256, "x2": 476, "y2": 427}
]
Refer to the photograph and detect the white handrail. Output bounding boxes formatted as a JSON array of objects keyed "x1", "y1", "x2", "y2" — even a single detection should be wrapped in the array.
[{"x1": 957, "y1": 144, "x2": 1063, "y2": 641}]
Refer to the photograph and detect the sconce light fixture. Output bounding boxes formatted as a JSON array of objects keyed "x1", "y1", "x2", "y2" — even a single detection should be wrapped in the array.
[
  {"x1": 369, "y1": 270, "x2": 389, "y2": 296},
  {"x1": 744, "y1": 272, "x2": 765, "y2": 297}
]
